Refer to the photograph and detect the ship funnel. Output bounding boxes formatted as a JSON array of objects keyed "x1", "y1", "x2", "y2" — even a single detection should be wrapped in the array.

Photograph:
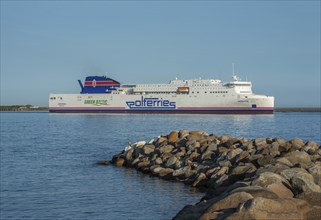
[{"x1": 80, "y1": 76, "x2": 120, "y2": 94}]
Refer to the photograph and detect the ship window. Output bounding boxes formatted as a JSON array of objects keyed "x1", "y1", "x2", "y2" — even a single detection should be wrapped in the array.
[{"x1": 205, "y1": 91, "x2": 207, "y2": 93}]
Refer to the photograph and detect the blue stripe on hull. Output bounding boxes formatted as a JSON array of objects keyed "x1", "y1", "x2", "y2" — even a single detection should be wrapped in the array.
[{"x1": 49, "y1": 109, "x2": 274, "y2": 114}]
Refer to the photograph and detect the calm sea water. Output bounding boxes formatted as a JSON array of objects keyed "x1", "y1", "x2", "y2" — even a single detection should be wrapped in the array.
[{"x1": 1, "y1": 112, "x2": 320, "y2": 220}]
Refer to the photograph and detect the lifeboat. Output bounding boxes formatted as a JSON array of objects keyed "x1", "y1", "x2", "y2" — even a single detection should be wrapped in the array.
[{"x1": 178, "y1": 87, "x2": 189, "y2": 93}]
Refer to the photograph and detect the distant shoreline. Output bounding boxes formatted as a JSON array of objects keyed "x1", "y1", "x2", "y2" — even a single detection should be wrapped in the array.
[
  {"x1": 0, "y1": 105, "x2": 48, "y2": 111},
  {"x1": 275, "y1": 107, "x2": 321, "y2": 112},
  {"x1": 0, "y1": 106, "x2": 320, "y2": 112}
]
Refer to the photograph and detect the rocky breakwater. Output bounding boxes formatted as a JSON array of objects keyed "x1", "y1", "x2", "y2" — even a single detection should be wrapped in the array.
[{"x1": 108, "y1": 130, "x2": 321, "y2": 220}]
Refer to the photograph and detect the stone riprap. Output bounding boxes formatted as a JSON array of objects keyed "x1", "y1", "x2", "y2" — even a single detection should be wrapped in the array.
[{"x1": 106, "y1": 130, "x2": 321, "y2": 220}]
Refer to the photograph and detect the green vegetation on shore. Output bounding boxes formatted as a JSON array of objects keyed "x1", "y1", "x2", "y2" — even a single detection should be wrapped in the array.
[{"x1": 0, "y1": 105, "x2": 48, "y2": 111}]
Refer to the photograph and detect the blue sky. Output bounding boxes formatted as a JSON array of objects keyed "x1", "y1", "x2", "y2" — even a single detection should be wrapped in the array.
[{"x1": 1, "y1": 1, "x2": 320, "y2": 107}]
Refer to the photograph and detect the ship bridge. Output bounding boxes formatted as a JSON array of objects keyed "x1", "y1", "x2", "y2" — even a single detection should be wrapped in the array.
[{"x1": 224, "y1": 75, "x2": 253, "y2": 94}]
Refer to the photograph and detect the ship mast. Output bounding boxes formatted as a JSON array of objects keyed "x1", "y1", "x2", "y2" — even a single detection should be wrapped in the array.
[
  {"x1": 232, "y1": 63, "x2": 235, "y2": 76},
  {"x1": 232, "y1": 63, "x2": 238, "y2": 81}
]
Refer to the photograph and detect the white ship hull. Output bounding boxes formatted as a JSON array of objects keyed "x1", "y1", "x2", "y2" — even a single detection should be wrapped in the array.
[
  {"x1": 49, "y1": 75, "x2": 274, "y2": 114},
  {"x1": 49, "y1": 94, "x2": 274, "y2": 114}
]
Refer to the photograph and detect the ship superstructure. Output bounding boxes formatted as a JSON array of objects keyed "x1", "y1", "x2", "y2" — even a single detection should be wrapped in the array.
[{"x1": 49, "y1": 74, "x2": 274, "y2": 114}]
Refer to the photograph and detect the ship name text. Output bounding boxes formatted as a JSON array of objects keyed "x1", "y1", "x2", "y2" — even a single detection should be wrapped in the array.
[
  {"x1": 126, "y1": 96, "x2": 176, "y2": 109},
  {"x1": 84, "y1": 100, "x2": 108, "y2": 106}
]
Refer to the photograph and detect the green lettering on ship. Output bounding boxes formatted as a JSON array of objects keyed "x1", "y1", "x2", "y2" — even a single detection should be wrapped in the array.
[{"x1": 84, "y1": 100, "x2": 108, "y2": 106}]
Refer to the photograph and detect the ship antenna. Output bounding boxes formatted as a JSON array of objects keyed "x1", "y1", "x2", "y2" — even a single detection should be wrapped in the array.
[
  {"x1": 232, "y1": 63, "x2": 235, "y2": 76},
  {"x1": 232, "y1": 63, "x2": 238, "y2": 81}
]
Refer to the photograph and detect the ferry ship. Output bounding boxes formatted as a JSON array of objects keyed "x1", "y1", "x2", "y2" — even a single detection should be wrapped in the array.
[{"x1": 49, "y1": 74, "x2": 274, "y2": 114}]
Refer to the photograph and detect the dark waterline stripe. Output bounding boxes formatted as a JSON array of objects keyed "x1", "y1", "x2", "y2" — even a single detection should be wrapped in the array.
[{"x1": 49, "y1": 109, "x2": 274, "y2": 114}]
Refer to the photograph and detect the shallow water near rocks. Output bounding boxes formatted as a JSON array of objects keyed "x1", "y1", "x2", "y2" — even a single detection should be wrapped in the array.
[{"x1": 1, "y1": 112, "x2": 320, "y2": 219}]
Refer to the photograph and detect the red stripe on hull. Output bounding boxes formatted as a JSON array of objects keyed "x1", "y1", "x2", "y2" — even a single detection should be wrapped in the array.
[{"x1": 84, "y1": 81, "x2": 119, "y2": 86}]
